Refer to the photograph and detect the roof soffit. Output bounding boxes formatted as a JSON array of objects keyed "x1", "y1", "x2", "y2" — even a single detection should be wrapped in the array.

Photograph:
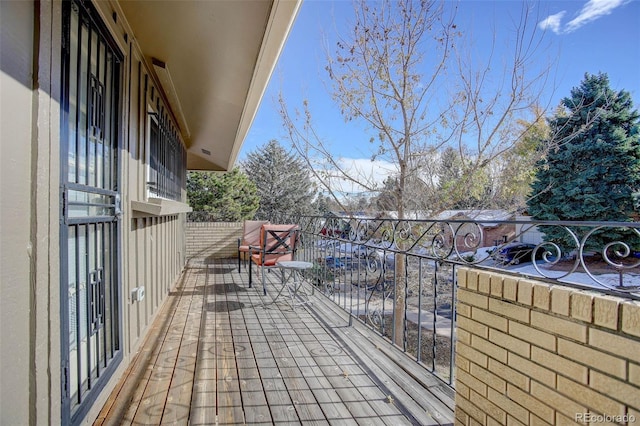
[{"x1": 117, "y1": 0, "x2": 300, "y2": 171}]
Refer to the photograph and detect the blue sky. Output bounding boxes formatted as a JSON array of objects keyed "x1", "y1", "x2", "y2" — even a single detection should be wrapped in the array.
[{"x1": 240, "y1": 0, "x2": 640, "y2": 162}]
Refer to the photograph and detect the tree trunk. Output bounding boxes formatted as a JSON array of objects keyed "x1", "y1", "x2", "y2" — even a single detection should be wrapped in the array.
[{"x1": 393, "y1": 172, "x2": 406, "y2": 348}]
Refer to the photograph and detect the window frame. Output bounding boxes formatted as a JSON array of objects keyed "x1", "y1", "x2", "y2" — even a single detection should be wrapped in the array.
[{"x1": 145, "y1": 104, "x2": 186, "y2": 201}]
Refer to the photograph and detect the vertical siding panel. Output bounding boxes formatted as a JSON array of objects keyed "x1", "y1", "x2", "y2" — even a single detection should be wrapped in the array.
[
  {"x1": 150, "y1": 218, "x2": 155, "y2": 321},
  {"x1": 120, "y1": 43, "x2": 129, "y2": 357},
  {"x1": 171, "y1": 218, "x2": 174, "y2": 284},
  {"x1": 168, "y1": 219, "x2": 172, "y2": 290},
  {"x1": 130, "y1": 220, "x2": 139, "y2": 343},
  {"x1": 151, "y1": 217, "x2": 155, "y2": 310},
  {"x1": 177, "y1": 216, "x2": 181, "y2": 273},
  {"x1": 131, "y1": 58, "x2": 140, "y2": 202},
  {"x1": 155, "y1": 217, "x2": 160, "y2": 309},
  {"x1": 162, "y1": 217, "x2": 167, "y2": 294},
  {"x1": 174, "y1": 217, "x2": 178, "y2": 282},
  {"x1": 145, "y1": 218, "x2": 151, "y2": 328},
  {"x1": 169, "y1": 218, "x2": 174, "y2": 285},
  {"x1": 178, "y1": 216, "x2": 182, "y2": 277},
  {"x1": 123, "y1": 46, "x2": 134, "y2": 356},
  {"x1": 173, "y1": 216, "x2": 178, "y2": 284},
  {"x1": 139, "y1": 71, "x2": 148, "y2": 202},
  {"x1": 159, "y1": 217, "x2": 164, "y2": 295},
  {"x1": 137, "y1": 218, "x2": 143, "y2": 335},
  {"x1": 168, "y1": 219, "x2": 172, "y2": 292},
  {"x1": 136, "y1": 218, "x2": 144, "y2": 338},
  {"x1": 149, "y1": 217, "x2": 154, "y2": 312},
  {"x1": 161, "y1": 218, "x2": 165, "y2": 293},
  {"x1": 162, "y1": 220, "x2": 168, "y2": 296},
  {"x1": 162, "y1": 219, "x2": 166, "y2": 293},
  {"x1": 156, "y1": 217, "x2": 161, "y2": 307},
  {"x1": 175, "y1": 217, "x2": 179, "y2": 282}
]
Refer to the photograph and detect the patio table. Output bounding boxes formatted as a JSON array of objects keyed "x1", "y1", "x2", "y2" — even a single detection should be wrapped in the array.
[{"x1": 271, "y1": 260, "x2": 314, "y2": 308}]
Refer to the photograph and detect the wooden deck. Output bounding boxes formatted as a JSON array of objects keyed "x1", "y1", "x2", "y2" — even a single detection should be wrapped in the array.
[{"x1": 95, "y1": 259, "x2": 455, "y2": 425}]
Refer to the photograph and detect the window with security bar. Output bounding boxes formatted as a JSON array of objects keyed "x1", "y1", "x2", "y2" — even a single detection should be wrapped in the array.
[{"x1": 147, "y1": 108, "x2": 186, "y2": 201}]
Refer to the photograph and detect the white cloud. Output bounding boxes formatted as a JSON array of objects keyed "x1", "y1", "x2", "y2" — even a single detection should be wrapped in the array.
[
  {"x1": 337, "y1": 157, "x2": 397, "y2": 183},
  {"x1": 314, "y1": 157, "x2": 398, "y2": 196},
  {"x1": 538, "y1": 11, "x2": 566, "y2": 34},
  {"x1": 538, "y1": 0, "x2": 628, "y2": 35},
  {"x1": 565, "y1": 0, "x2": 627, "y2": 32}
]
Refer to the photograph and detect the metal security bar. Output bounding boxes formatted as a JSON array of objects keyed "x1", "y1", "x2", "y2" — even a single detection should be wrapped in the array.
[
  {"x1": 60, "y1": 1, "x2": 123, "y2": 423},
  {"x1": 148, "y1": 108, "x2": 185, "y2": 201}
]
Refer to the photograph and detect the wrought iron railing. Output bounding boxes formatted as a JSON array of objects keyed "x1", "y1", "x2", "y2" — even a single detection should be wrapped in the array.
[{"x1": 293, "y1": 214, "x2": 640, "y2": 386}]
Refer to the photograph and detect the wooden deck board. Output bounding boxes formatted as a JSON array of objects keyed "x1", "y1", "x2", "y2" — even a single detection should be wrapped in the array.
[{"x1": 95, "y1": 259, "x2": 455, "y2": 425}]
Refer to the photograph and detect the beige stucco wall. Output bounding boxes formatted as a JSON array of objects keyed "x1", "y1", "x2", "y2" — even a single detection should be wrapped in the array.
[
  {"x1": 1, "y1": 1, "x2": 63, "y2": 424},
  {"x1": 1, "y1": 1, "x2": 36, "y2": 422},
  {"x1": 455, "y1": 268, "x2": 640, "y2": 425}
]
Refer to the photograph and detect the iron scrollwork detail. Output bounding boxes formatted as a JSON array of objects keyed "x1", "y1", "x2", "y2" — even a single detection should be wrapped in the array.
[{"x1": 299, "y1": 215, "x2": 640, "y2": 296}]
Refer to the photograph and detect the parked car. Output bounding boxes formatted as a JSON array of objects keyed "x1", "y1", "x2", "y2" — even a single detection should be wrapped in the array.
[
  {"x1": 491, "y1": 242, "x2": 540, "y2": 265},
  {"x1": 320, "y1": 220, "x2": 351, "y2": 238}
]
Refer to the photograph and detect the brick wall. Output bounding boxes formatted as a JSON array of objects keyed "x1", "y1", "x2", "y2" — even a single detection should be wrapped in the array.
[
  {"x1": 455, "y1": 268, "x2": 640, "y2": 425},
  {"x1": 186, "y1": 222, "x2": 242, "y2": 260}
]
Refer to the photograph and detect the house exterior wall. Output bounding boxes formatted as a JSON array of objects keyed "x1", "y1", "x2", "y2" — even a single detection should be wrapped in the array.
[
  {"x1": 1, "y1": 1, "x2": 188, "y2": 424},
  {"x1": 1, "y1": 1, "x2": 38, "y2": 422},
  {"x1": 455, "y1": 268, "x2": 640, "y2": 425},
  {"x1": 482, "y1": 224, "x2": 515, "y2": 248}
]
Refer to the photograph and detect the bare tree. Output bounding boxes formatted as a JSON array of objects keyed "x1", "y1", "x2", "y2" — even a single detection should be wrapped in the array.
[
  {"x1": 280, "y1": 0, "x2": 557, "y2": 213},
  {"x1": 491, "y1": 105, "x2": 551, "y2": 211},
  {"x1": 281, "y1": 0, "x2": 458, "y2": 217},
  {"x1": 279, "y1": 0, "x2": 557, "y2": 345}
]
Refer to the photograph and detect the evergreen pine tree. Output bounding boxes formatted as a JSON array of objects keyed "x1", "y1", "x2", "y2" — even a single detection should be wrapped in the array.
[
  {"x1": 528, "y1": 73, "x2": 640, "y2": 250},
  {"x1": 242, "y1": 140, "x2": 317, "y2": 222},
  {"x1": 186, "y1": 168, "x2": 259, "y2": 221}
]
